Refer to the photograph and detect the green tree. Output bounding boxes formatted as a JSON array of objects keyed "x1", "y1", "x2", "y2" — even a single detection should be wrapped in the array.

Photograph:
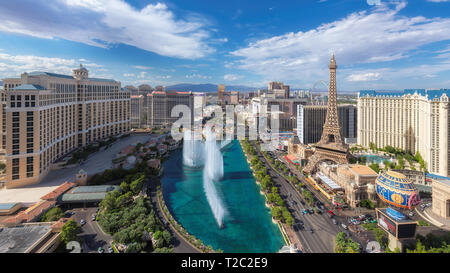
[
  {"x1": 130, "y1": 174, "x2": 146, "y2": 194},
  {"x1": 281, "y1": 207, "x2": 291, "y2": 223},
  {"x1": 153, "y1": 247, "x2": 174, "y2": 253},
  {"x1": 271, "y1": 207, "x2": 283, "y2": 220},
  {"x1": 334, "y1": 232, "x2": 360, "y2": 253},
  {"x1": 60, "y1": 219, "x2": 80, "y2": 244},
  {"x1": 334, "y1": 232, "x2": 348, "y2": 253},
  {"x1": 41, "y1": 207, "x2": 64, "y2": 222},
  {"x1": 369, "y1": 163, "x2": 381, "y2": 173},
  {"x1": 285, "y1": 216, "x2": 294, "y2": 227}
]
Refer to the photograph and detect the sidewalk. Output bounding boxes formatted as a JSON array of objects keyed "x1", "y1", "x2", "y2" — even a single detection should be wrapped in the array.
[
  {"x1": 284, "y1": 225, "x2": 303, "y2": 252},
  {"x1": 416, "y1": 207, "x2": 450, "y2": 231},
  {"x1": 148, "y1": 185, "x2": 200, "y2": 253}
]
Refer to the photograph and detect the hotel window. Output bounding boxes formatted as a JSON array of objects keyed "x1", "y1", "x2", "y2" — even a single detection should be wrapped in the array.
[{"x1": 26, "y1": 156, "x2": 33, "y2": 177}]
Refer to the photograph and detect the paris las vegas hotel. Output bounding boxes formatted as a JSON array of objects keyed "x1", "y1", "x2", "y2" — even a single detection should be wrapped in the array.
[
  {"x1": 358, "y1": 89, "x2": 449, "y2": 177},
  {"x1": 0, "y1": 65, "x2": 130, "y2": 188}
]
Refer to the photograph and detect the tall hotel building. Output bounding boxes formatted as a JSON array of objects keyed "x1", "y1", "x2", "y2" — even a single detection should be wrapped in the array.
[
  {"x1": 2, "y1": 65, "x2": 130, "y2": 188},
  {"x1": 296, "y1": 104, "x2": 357, "y2": 144},
  {"x1": 147, "y1": 90, "x2": 194, "y2": 128},
  {"x1": 130, "y1": 95, "x2": 144, "y2": 128},
  {"x1": 358, "y1": 89, "x2": 449, "y2": 177}
]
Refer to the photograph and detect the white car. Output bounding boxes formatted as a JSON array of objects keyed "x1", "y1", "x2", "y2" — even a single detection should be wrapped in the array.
[
  {"x1": 80, "y1": 219, "x2": 86, "y2": 226},
  {"x1": 341, "y1": 224, "x2": 348, "y2": 230}
]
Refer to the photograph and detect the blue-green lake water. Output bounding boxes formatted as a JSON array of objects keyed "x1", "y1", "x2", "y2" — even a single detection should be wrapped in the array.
[{"x1": 161, "y1": 140, "x2": 285, "y2": 253}]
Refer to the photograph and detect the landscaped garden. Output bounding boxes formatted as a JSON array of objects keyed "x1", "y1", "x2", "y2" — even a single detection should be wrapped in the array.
[{"x1": 241, "y1": 140, "x2": 294, "y2": 228}]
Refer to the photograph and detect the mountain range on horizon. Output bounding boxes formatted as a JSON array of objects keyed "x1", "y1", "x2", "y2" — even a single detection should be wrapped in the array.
[
  {"x1": 0, "y1": 80, "x2": 363, "y2": 94},
  {"x1": 165, "y1": 83, "x2": 361, "y2": 94},
  {"x1": 165, "y1": 83, "x2": 260, "y2": 93}
]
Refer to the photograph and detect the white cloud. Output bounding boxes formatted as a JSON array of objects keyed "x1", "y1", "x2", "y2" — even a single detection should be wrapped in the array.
[
  {"x1": 0, "y1": 0, "x2": 213, "y2": 59},
  {"x1": 0, "y1": 52, "x2": 96, "y2": 76},
  {"x1": 427, "y1": 0, "x2": 450, "y2": 2},
  {"x1": 230, "y1": 2, "x2": 450, "y2": 84},
  {"x1": 0, "y1": 51, "x2": 112, "y2": 81},
  {"x1": 123, "y1": 73, "x2": 135, "y2": 77},
  {"x1": 138, "y1": 71, "x2": 147, "y2": 78},
  {"x1": 185, "y1": 73, "x2": 211, "y2": 79},
  {"x1": 133, "y1": 65, "x2": 153, "y2": 70},
  {"x1": 346, "y1": 72, "x2": 381, "y2": 82},
  {"x1": 367, "y1": 0, "x2": 381, "y2": 5},
  {"x1": 224, "y1": 74, "x2": 241, "y2": 81}
]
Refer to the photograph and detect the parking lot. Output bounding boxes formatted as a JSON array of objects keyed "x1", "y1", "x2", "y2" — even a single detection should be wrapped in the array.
[{"x1": 0, "y1": 134, "x2": 155, "y2": 203}]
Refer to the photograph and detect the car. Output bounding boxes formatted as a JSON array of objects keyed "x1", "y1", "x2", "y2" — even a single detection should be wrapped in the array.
[
  {"x1": 80, "y1": 219, "x2": 86, "y2": 226},
  {"x1": 98, "y1": 247, "x2": 104, "y2": 253},
  {"x1": 332, "y1": 219, "x2": 338, "y2": 225},
  {"x1": 96, "y1": 208, "x2": 99, "y2": 213},
  {"x1": 341, "y1": 224, "x2": 348, "y2": 230},
  {"x1": 309, "y1": 228, "x2": 314, "y2": 233},
  {"x1": 302, "y1": 209, "x2": 308, "y2": 215},
  {"x1": 300, "y1": 200, "x2": 306, "y2": 206},
  {"x1": 108, "y1": 247, "x2": 114, "y2": 253},
  {"x1": 408, "y1": 211, "x2": 414, "y2": 217},
  {"x1": 92, "y1": 215, "x2": 96, "y2": 221}
]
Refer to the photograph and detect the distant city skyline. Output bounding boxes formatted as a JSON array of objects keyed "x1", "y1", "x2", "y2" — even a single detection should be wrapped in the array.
[{"x1": 0, "y1": 0, "x2": 450, "y2": 90}]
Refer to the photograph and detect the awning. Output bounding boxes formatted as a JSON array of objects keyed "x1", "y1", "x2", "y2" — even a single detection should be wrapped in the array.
[
  {"x1": 316, "y1": 172, "x2": 341, "y2": 190},
  {"x1": 285, "y1": 155, "x2": 300, "y2": 165}
]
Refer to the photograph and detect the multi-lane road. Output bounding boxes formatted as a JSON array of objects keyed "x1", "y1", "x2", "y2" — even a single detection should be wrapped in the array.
[
  {"x1": 69, "y1": 207, "x2": 113, "y2": 253},
  {"x1": 251, "y1": 141, "x2": 365, "y2": 253}
]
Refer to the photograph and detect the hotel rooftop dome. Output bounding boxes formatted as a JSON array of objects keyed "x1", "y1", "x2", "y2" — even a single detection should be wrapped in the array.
[{"x1": 375, "y1": 171, "x2": 420, "y2": 210}]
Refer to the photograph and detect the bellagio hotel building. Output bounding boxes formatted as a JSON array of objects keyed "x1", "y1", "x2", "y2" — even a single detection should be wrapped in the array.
[
  {"x1": 0, "y1": 65, "x2": 130, "y2": 188},
  {"x1": 357, "y1": 89, "x2": 449, "y2": 177}
]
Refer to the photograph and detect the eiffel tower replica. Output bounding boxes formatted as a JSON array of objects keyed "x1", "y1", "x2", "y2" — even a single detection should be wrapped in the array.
[{"x1": 304, "y1": 54, "x2": 350, "y2": 173}]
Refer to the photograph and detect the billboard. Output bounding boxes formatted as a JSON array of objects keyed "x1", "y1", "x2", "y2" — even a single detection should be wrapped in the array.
[
  {"x1": 378, "y1": 212, "x2": 397, "y2": 236},
  {"x1": 376, "y1": 208, "x2": 417, "y2": 239},
  {"x1": 397, "y1": 223, "x2": 417, "y2": 239}
]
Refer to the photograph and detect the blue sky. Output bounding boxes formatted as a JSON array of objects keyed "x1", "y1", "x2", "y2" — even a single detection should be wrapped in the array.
[{"x1": 0, "y1": 0, "x2": 450, "y2": 91}]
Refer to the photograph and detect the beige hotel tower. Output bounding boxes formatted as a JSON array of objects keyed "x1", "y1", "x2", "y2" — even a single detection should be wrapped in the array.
[
  {"x1": 1, "y1": 65, "x2": 131, "y2": 188},
  {"x1": 358, "y1": 89, "x2": 449, "y2": 177}
]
